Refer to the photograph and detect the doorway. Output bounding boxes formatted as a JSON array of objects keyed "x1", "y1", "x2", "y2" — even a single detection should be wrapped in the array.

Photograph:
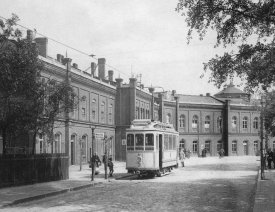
[{"x1": 243, "y1": 141, "x2": 248, "y2": 155}]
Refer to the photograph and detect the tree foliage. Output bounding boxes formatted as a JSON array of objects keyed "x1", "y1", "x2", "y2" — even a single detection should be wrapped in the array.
[
  {"x1": 0, "y1": 14, "x2": 78, "y2": 154},
  {"x1": 176, "y1": 0, "x2": 275, "y2": 92}
]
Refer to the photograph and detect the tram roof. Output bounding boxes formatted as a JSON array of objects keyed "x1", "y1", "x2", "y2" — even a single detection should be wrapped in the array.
[{"x1": 127, "y1": 119, "x2": 178, "y2": 133}]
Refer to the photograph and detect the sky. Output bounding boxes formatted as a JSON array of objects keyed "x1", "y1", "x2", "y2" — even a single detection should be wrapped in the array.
[{"x1": 0, "y1": 0, "x2": 231, "y2": 95}]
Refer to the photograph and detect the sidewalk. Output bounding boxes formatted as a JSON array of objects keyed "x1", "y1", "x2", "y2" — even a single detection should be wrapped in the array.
[
  {"x1": 253, "y1": 168, "x2": 275, "y2": 212},
  {"x1": 0, "y1": 161, "x2": 129, "y2": 208}
]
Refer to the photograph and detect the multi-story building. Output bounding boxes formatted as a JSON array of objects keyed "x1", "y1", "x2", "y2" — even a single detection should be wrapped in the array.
[{"x1": 0, "y1": 33, "x2": 273, "y2": 163}]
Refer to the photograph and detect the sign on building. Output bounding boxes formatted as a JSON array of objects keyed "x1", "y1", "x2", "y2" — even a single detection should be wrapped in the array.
[{"x1": 95, "y1": 133, "x2": 105, "y2": 139}]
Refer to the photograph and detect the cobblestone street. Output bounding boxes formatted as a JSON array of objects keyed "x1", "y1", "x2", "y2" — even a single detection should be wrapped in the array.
[{"x1": 3, "y1": 156, "x2": 259, "y2": 212}]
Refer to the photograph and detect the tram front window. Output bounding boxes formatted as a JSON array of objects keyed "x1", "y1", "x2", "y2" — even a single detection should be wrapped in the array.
[
  {"x1": 135, "y1": 134, "x2": 144, "y2": 150},
  {"x1": 145, "y1": 134, "x2": 154, "y2": 150},
  {"x1": 127, "y1": 134, "x2": 134, "y2": 151}
]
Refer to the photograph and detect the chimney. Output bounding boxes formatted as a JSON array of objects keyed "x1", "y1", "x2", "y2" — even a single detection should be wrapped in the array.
[
  {"x1": 172, "y1": 90, "x2": 176, "y2": 96},
  {"x1": 72, "y1": 63, "x2": 78, "y2": 69},
  {"x1": 27, "y1": 30, "x2": 34, "y2": 41},
  {"x1": 91, "y1": 62, "x2": 97, "y2": 77},
  {"x1": 115, "y1": 78, "x2": 123, "y2": 87},
  {"x1": 57, "y1": 54, "x2": 63, "y2": 62},
  {"x1": 129, "y1": 78, "x2": 137, "y2": 88},
  {"x1": 34, "y1": 37, "x2": 48, "y2": 58},
  {"x1": 108, "y1": 70, "x2": 114, "y2": 82},
  {"x1": 206, "y1": 93, "x2": 210, "y2": 97},
  {"x1": 98, "y1": 58, "x2": 106, "y2": 80}
]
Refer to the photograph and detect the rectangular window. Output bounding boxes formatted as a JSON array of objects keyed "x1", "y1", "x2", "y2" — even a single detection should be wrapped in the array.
[
  {"x1": 232, "y1": 142, "x2": 237, "y2": 153},
  {"x1": 127, "y1": 134, "x2": 134, "y2": 151},
  {"x1": 169, "y1": 135, "x2": 173, "y2": 150},
  {"x1": 164, "y1": 134, "x2": 169, "y2": 150},
  {"x1": 173, "y1": 135, "x2": 176, "y2": 150},
  {"x1": 135, "y1": 134, "x2": 144, "y2": 150},
  {"x1": 92, "y1": 110, "x2": 96, "y2": 120},
  {"x1": 81, "y1": 108, "x2": 86, "y2": 118},
  {"x1": 145, "y1": 134, "x2": 154, "y2": 150},
  {"x1": 156, "y1": 134, "x2": 159, "y2": 150}
]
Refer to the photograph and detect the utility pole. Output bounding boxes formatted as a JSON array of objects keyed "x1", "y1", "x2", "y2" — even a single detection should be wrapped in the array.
[
  {"x1": 79, "y1": 138, "x2": 82, "y2": 171},
  {"x1": 104, "y1": 134, "x2": 108, "y2": 180},
  {"x1": 260, "y1": 97, "x2": 265, "y2": 180}
]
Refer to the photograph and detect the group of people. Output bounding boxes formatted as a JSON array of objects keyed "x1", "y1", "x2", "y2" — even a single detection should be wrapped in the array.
[{"x1": 90, "y1": 152, "x2": 114, "y2": 177}]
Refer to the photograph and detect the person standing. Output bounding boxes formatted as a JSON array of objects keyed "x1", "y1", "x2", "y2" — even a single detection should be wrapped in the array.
[
  {"x1": 267, "y1": 149, "x2": 273, "y2": 169},
  {"x1": 108, "y1": 157, "x2": 114, "y2": 177},
  {"x1": 91, "y1": 152, "x2": 101, "y2": 175},
  {"x1": 179, "y1": 148, "x2": 185, "y2": 167}
]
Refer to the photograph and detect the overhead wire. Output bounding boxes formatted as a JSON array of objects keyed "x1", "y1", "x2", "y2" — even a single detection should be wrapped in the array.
[{"x1": 0, "y1": 15, "x2": 131, "y2": 78}]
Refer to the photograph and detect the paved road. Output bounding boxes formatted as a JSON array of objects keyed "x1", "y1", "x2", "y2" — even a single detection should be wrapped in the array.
[{"x1": 3, "y1": 156, "x2": 259, "y2": 212}]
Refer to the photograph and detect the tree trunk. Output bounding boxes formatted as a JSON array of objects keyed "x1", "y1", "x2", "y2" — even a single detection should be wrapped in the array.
[{"x1": 2, "y1": 128, "x2": 7, "y2": 155}]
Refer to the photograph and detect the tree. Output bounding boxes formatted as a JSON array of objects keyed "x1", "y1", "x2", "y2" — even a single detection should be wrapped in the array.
[
  {"x1": 176, "y1": 0, "x2": 275, "y2": 93},
  {"x1": 0, "y1": 14, "x2": 78, "y2": 154}
]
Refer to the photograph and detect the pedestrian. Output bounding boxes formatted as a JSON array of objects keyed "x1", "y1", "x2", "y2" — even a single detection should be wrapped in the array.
[
  {"x1": 108, "y1": 157, "x2": 114, "y2": 177},
  {"x1": 91, "y1": 152, "x2": 101, "y2": 175},
  {"x1": 267, "y1": 148, "x2": 273, "y2": 169},
  {"x1": 179, "y1": 148, "x2": 185, "y2": 167},
  {"x1": 218, "y1": 149, "x2": 225, "y2": 158}
]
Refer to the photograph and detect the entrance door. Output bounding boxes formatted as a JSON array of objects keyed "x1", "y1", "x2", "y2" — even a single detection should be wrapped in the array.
[
  {"x1": 159, "y1": 134, "x2": 163, "y2": 169},
  {"x1": 71, "y1": 141, "x2": 74, "y2": 165},
  {"x1": 243, "y1": 141, "x2": 248, "y2": 155}
]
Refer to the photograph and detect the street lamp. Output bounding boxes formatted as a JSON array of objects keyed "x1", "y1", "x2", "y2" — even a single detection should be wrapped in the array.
[{"x1": 260, "y1": 96, "x2": 265, "y2": 180}]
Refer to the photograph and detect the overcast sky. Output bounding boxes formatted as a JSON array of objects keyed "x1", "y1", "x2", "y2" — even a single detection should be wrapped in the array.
[{"x1": 0, "y1": 0, "x2": 230, "y2": 95}]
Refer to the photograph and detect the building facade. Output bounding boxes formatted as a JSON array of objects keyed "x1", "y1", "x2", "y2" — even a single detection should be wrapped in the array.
[{"x1": 1, "y1": 33, "x2": 274, "y2": 163}]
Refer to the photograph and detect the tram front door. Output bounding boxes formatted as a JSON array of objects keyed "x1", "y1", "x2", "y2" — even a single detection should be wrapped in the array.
[{"x1": 159, "y1": 134, "x2": 163, "y2": 169}]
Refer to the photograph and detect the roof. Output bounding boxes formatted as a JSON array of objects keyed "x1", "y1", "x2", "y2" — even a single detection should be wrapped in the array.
[
  {"x1": 214, "y1": 83, "x2": 246, "y2": 96},
  {"x1": 176, "y1": 94, "x2": 223, "y2": 105}
]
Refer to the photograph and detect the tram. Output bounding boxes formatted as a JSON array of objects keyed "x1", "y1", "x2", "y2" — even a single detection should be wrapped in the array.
[{"x1": 126, "y1": 119, "x2": 179, "y2": 177}]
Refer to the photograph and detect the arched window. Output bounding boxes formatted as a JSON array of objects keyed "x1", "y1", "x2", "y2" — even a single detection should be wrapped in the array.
[
  {"x1": 91, "y1": 99, "x2": 97, "y2": 121},
  {"x1": 81, "y1": 96, "x2": 87, "y2": 119},
  {"x1": 205, "y1": 140, "x2": 211, "y2": 153},
  {"x1": 179, "y1": 139, "x2": 185, "y2": 149},
  {"x1": 232, "y1": 140, "x2": 237, "y2": 153},
  {"x1": 253, "y1": 117, "x2": 259, "y2": 130},
  {"x1": 192, "y1": 140, "x2": 198, "y2": 153},
  {"x1": 217, "y1": 116, "x2": 222, "y2": 132},
  {"x1": 217, "y1": 140, "x2": 222, "y2": 151},
  {"x1": 192, "y1": 115, "x2": 199, "y2": 131},
  {"x1": 166, "y1": 113, "x2": 171, "y2": 124},
  {"x1": 242, "y1": 117, "x2": 248, "y2": 129},
  {"x1": 108, "y1": 104, "x2": 113, "y2": 124},
  {"x1": 232, "y1": 116, "x2": 237, "y2": 129},
  {"x1": 101, "y1": 101, "x2": 105, "y2": 123},
  {"x1": 254, "y1": 141, "x2": 259, "y2": 153},
  {"x1": 54, "y1": 133, "x2": 62, "y2": 153},
  {"x1": 205, "y1": 116, "x2": 210, "y2": 132},
  {"x1": 179, "y1": 115, "x2": 185, "y2": 128},
  {"x1": 82, "y1": 135, "x2": 88, "y2": 162}
]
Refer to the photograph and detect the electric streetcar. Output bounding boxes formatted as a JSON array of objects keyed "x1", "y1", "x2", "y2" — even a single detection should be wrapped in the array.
[{"x1": 126, "y1": 119, "x2": 179, "y2": 177}]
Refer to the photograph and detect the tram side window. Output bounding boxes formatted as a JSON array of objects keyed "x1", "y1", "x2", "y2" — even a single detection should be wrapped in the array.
[
  {"x1": 169, "y1": 135, "x2": 173, "y2": 150},
  {"x1": 164, "y1": 134, "x2": 169, "y2": 150},
  {"x1": 173, "y1": 135, "x2": 176, "y2": 150},
  {"x1": 127, "y1": 134, "x2": 134, "y2": 151},
  {"x1": 135, "y1": 134, "x2": 144, "y2": 150},
  {"x1": 145, "y1": 134, "x2": 154, "y2": 151}
]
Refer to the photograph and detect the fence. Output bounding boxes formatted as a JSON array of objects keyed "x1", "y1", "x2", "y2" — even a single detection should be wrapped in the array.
[{"x1": 0, "y1": 154, "x2": 69, "y2": 188}]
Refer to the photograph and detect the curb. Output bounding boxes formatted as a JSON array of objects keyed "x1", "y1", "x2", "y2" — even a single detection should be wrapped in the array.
[{"x1": 0, "y1": 182, "x2": 103, "y2": 208}]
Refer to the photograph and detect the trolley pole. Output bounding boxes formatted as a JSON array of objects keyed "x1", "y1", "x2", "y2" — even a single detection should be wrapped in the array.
[{"x1": 91, "y1": 126, "x2": 95, "y2": 181}]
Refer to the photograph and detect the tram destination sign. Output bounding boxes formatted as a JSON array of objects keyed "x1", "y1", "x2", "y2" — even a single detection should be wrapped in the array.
[{"x1": 95, "y1": 133, "x2": 105, "y2": 139}]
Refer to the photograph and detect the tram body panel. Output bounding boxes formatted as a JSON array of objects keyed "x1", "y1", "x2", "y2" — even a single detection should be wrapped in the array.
[
  {"x1": 125, "y1": 119, "x2": 179, "y2": 176},
  {"x1": 126, "y1": 151, "x2": 159, "y2": 170}
]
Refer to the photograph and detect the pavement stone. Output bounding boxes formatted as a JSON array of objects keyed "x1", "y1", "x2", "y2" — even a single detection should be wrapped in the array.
[
  {"x1": 0, "y1": 157, "x2": 274, "y2": 211},
  {"x1": 253, "y1": 168, "x2": 275, "y2": 212},
  {"x1": 0, "y1": 161, "x2": 130, "y2": 208}
]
